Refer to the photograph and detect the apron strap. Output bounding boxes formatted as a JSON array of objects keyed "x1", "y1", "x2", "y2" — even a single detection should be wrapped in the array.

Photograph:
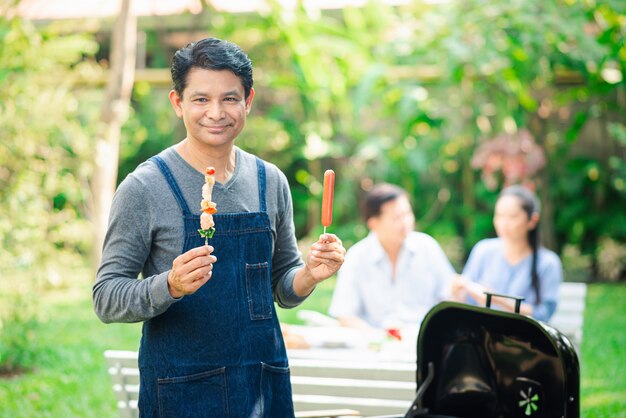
[
  {"x1": 150, "y1": 155, "x2": 192, "y2": 215},
  {"x1": 151, "y1": 154, "x2": 267, "y2": 215},
  {"x1": 255, "y1": 157, "x2": 267, "y2": 213}
]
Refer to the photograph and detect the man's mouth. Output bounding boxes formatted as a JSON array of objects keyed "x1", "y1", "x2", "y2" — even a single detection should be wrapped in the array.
[{"x1": 203, "y1": 124, "x2": 229, "y2": 133}]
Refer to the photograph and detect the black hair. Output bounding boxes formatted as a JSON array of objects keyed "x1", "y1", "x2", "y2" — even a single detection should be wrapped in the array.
[
  {"x1": 361, "y1": 183, "x2": 408, "y2": 222},
  {"x1": 498, "y1": 185, "x2": 542, "y2": 303},
  {"x1": 171, "y1": 37, "x2": 253, "y2": 99}
]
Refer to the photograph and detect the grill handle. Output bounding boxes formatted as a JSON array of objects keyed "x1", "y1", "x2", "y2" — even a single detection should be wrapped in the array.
[{"x1": 484, "y1": 292, "x2": 525, "y2": 314}]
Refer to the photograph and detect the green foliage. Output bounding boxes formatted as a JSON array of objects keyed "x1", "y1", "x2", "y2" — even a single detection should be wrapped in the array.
[
  {"x1": 118, "y1": 1, "x2": 625, "y2": 276},
  {"x1": 1, "y1": 1, "x2": 624, "y2": 414},
  {"x1": 0, "y1": 17, "x2": 98, "y2": 264},
  {"x1": 117, "y1": 82, "x2": 181, "y2": 183},
  {"x1": 393, "y1": 0, "x2": 626, "y2": 253},
  {"x1": 561, "y1": 244, "x2": 593, "y2": 282},
  {"x1": 0, "y1": 14, "x2": 98, "y2": 371},
  {"x1": 595, "y1": 237, "x2": 626, "y2": 281},
  {"x1": 212, "y1": 1, "x2": 625, "y2": 268}
]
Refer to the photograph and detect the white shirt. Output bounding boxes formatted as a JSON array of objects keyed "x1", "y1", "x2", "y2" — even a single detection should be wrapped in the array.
[{"x1": 328, "y1": 231, "x2": 455, "y2": 329}]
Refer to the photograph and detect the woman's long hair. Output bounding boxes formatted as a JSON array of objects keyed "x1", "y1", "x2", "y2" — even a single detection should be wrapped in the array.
[{"x1": 499, "y1": 185, "x2": 542, "y2": 303}]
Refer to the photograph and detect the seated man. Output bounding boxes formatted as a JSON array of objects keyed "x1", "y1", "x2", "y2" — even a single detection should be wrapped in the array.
[{"x1": 328, "y1": 183, "x2": 456, "y2": 331}]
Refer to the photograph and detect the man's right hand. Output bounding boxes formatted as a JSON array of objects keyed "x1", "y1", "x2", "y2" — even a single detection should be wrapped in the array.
[{"x1": 167, "y1": 245, "x2": 217, "y2": 298}]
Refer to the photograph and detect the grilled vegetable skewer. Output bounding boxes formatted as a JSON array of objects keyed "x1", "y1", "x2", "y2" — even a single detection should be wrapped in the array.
[{"x1": 199, "y1": 167, "x2": 217, "y2": 244}]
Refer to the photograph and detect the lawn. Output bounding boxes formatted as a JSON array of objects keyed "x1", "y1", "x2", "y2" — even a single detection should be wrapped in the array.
[
  {"x1": 579, "y1": 283, "x2": 626, "y2": 416},
  {"x1": 0, "y1": 270, "x2": 624, "y2": 417}
]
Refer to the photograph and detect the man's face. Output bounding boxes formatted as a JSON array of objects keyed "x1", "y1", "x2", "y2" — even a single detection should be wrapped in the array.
[
  {"x1": 169, "y1": 67, "x2": 254, "y2": 150},
  {"x1": 369, "y1": 195, "x2": 415, "y2": 246}
]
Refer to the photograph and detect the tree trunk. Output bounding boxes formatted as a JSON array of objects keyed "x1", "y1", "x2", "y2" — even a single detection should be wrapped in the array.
[{"x1": 91, "y1": 0, "x2": 137, "y2": 272}]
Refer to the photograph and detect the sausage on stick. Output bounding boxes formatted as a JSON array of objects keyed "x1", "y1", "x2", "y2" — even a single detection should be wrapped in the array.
[{"x1": 321, "y1": 169, "x2": 335, "y2": 234}]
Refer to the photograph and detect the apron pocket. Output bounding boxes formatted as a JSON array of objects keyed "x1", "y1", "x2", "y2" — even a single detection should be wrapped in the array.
[
  {"x1": 259, "y1": 362, "x2": 294, "y2": 418},
  {"x1": 157, "y1": 367, "x2": 228, "y2": 418},
  {"x1": 245, "y1": 262, "x2": 273, "y2": 320}
]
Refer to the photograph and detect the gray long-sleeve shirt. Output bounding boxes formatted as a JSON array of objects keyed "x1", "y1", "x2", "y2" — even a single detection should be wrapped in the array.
[{"x1": 93, "y1": 146, "x2": 306, "y2": 323}]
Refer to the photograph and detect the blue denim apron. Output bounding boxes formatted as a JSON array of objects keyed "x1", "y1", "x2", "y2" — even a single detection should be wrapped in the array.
[{"x1": 138, "y1": 155, "x2": 294, "y2": 418}]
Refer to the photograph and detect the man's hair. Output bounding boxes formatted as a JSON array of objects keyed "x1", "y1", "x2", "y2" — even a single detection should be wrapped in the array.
[
  {"x1": 171, "y1": 37, "x2": 254, "y2": 99},
  {"x1": 361, "y1": 183, "x2": 408, "y2": 221}
]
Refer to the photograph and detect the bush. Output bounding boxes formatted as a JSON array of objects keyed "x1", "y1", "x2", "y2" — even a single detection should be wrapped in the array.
[
  {"x1": 0, "y1": 13, "x2": 97, "y2": 372},
  {"x1": 596, "y1": 238, "x2": 626, "y2": 282},
  {"x1": 561, "y1": 244, "x2": 593, "y2": 282},
  {"x1": 0, "y1": 293, "x2": 39, "y2": 375}
]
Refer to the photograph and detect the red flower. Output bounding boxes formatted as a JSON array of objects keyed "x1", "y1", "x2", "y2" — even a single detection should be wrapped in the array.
[{"x1": 471, "y1": 129, "x2": 545, "y2": 190}]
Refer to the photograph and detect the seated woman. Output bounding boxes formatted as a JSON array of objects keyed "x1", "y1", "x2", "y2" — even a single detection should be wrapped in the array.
[{"x1": 453, "y1": 185, "x2": 562, "y2": 322}]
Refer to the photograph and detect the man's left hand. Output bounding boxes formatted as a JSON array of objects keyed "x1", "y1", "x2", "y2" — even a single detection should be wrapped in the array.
[
  {"x1": 307, "y1": 233, "x2": 346, "y2": 282},
  {"x1": 293, "y1": 234, "x2": 346, "y2": 297}
]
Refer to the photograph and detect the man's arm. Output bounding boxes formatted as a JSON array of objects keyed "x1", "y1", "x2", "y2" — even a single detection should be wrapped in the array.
[
  {"x1": 92, "y1": 175, "x2": 178, "y2": 323},
  {"x1": 270, "y1": 169, "x2": 345, "y2": 306}
]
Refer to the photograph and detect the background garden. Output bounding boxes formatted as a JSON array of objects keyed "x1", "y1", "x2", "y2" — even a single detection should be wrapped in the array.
[{"x1": 1, "y1": 0, "x2": 625, "y2": 416}]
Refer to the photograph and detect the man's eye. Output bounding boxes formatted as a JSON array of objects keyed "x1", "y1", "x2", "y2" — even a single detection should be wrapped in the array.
[
  {"x1": 224, "y1": 97, "x2": 237, "y2": 102},
  {"x1": 195, "y1": 98, "x2": 208, "y2": 102}
]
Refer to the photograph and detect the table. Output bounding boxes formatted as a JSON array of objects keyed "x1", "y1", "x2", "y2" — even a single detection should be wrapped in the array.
[{"x1": 284, "y1": 325, "x2": 417, "y2": 417}]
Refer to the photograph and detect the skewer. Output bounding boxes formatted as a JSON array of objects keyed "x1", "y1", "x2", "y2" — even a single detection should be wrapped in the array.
[{"x1": 199, "y1": 167, "x2": 217, "y2": 245}]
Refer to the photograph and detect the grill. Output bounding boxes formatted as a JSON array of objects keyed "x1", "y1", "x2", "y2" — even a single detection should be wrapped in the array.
[{"x1": 399, "y1": 293, "x2": 579, "y2": 418}]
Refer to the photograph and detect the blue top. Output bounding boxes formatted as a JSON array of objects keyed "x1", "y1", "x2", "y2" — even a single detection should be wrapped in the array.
[{"x1": 462, "y1": 238, "x2": 563, "y2": 322}]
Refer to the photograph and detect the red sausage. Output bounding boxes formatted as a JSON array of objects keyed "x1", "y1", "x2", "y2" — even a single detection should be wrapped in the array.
[{"x1": 321, "y1": 170, "x2": 335, "y2": 227}]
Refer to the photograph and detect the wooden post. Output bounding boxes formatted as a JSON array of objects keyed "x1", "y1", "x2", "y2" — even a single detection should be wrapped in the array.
[{"x1": 91, "y1": 0, "x2": 137, "y2": 271}]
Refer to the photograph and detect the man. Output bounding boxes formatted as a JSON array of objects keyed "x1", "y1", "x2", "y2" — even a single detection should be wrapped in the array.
[
  {"x1": 93, "y1": 38, "x2": 345, "y2": 418},
  {"x1": 328, "y1": 183, "x2": 454, "y2": 331}
]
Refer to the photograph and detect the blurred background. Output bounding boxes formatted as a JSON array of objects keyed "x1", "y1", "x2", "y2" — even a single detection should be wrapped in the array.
[{"x1": 1, "y1": 0, "x2": 625, "y2": 416}]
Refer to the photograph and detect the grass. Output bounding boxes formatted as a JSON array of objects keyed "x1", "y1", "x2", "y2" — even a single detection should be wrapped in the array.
[
  {"x1": 579, "y1": 283, "x2": 626, "y2": 417},
  {"x1": 0, "y1": 268, "x2": 142, "y2": 418},
  {"x1": 0, "y1": 269, "x2": 624, "y2": 417}
]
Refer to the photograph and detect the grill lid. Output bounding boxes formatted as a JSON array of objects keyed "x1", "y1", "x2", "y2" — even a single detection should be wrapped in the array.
[{"x1": 405, "y1": 293, "x2": 579, "y2": 418}]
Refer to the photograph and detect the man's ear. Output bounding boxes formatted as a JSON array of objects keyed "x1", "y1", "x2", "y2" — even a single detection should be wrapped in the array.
[
  {"x1": 245, "y1": 87, "x2": 255, "y2": 114},
  {"x1": 367, "y1": 216, "x2": 379, "y2": 231},
  {"x1": 529, "y1": 212, "x2": 540, "y2": 230},
  {"x1": 169, "y1": 89, "x2": 183, "y2": 118}
]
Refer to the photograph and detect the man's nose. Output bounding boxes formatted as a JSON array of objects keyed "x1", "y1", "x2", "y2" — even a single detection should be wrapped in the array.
[{"x1": 205, "y1": 101, "x2": 224, "y2": 119}]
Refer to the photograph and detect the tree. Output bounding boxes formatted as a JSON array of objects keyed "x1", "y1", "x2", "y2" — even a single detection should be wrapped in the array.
[{"x1": 90, "y1": 0, "x2": 137, "y2": 268}]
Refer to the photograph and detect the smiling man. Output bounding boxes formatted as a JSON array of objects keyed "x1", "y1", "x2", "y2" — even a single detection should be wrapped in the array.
[{"x1": 93, "y1": 38, "x2": 345, "y2": 418}]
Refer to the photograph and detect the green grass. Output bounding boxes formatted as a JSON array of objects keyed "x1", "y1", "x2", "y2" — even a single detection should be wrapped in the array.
[
  {"x1": 580, "y1": 284, "x2": 626, "y2": 417},
  {"x1": 0, "y1": 276, "x2": 141, "y2": 418},
  {"x1": 0, "y1": 270, "x2": 624, "y2": 417}
]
